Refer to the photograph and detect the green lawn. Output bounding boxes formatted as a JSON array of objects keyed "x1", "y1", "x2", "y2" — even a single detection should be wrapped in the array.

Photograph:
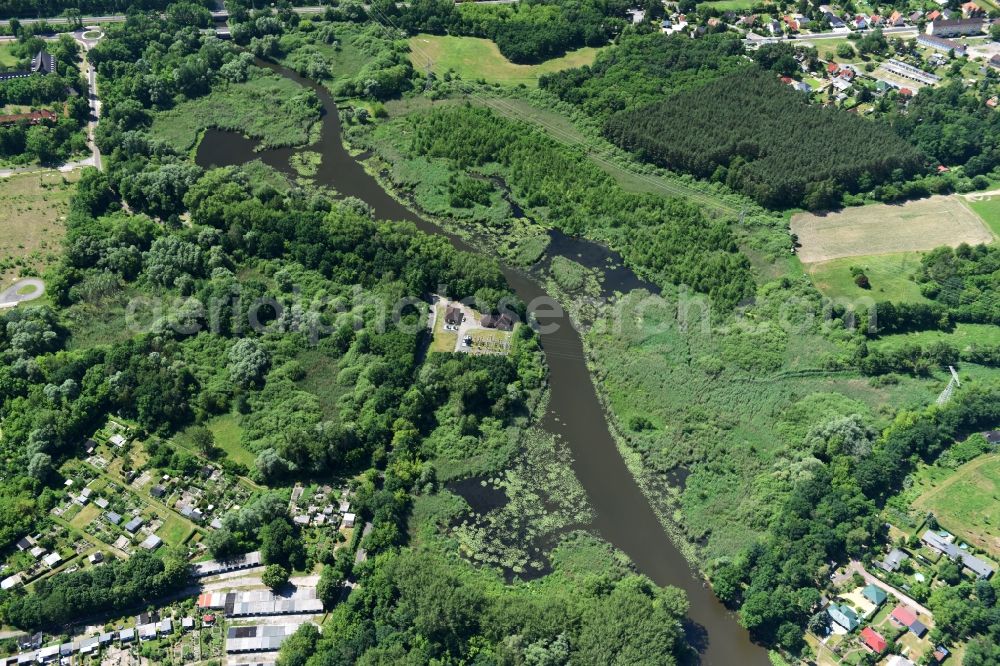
[
  {"x1": 0, "y1": 42, "x2": 18, "y2": 67},
  {"x1": 873, "y1": 323, "x2": 1000, "y2": 353},
  {"x1": 408, "y1": 34, "x2": 604, "y2": 87},
  {"x1": 69, "y1": 503, "x2": 101, "y2": 530},
  {"x1": 149, "y1": 72, "x2": 319, "y2": 152},
  {"x1": 204, "y1": 414, "x2": 254, "y2": 468},
  {"x1": 176, "y1": 414, "x2": 254, "y2": 468},
  {"x1": 912, "y1": 454, "x2": 1000, "y2": 557},
  {"x1": 431, "y1": 303, "x2": 458, "y2": 353},
  {"x1": 966, "y1": 195, "x2": 1000, "y2": 238},
  {"x1": 805, "y1": 252, "x2": 930, "y2": 304},
  {"x1": 157, "y1": 512, "x2": 196, "y2": 546}
]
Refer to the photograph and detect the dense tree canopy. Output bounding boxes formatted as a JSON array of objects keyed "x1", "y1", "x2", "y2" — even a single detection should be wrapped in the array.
[
  {"x1": 604, "y1": 68, "x2": 926, "y2": 209},
  {"x1": 403, "y1": 104, "x2": 754, "y2": 308}
]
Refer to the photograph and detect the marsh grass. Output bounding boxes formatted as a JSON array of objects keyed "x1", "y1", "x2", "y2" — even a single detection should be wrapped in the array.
[{"x1": 150, "y1": 71, "x2": 320, "y2": 152}]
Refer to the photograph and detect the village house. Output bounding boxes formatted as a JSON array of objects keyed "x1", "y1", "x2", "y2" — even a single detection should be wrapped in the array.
[
  {"x1": 828, "y1": 603, "x2": 859, "y2": 631},
  {"x1": 123, "y1": 516, "x2": 144, "y2": 533},
  {"x1": 879, "y1": 548, "x2": 909, "y2": 572},
  {"x1": 921, "y1": 529, "x2": 995, "y2": 579},
  {"x1": 961, "y1": 1, "x2": 982, "y2": 17},
  {"x1": 481, "y1": 313, "x2": 515, "y2": 331},
  {"x1": 444, "y1": 306, "x2": 463, "y2": 326},
  {"x1": 890, "y1": 604, "x2": 927, "y2": 637},
  {"x1": 862, "y1": 583, "x2": 887, "y2": 607},
  {"x1": 860, "y1": 626, "x2": 887, "y2": 653}
]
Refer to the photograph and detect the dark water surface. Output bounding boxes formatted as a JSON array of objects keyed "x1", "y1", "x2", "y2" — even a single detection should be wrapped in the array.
[{"x1": 197, "y1": 63, "x2": 768, "y2": 666}]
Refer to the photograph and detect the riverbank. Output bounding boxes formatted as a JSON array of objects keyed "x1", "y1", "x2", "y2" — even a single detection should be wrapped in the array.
[
  {"x1": 193, "y1": 58, "x2": 769, "y2": 664},
  {"x1": 346, "y1": 134, "x2": 710, "y2": 566}
]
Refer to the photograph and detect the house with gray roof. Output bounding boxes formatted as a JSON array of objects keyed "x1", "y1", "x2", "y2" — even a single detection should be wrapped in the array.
[{"x1": 922, "y1": 529, "x2": 995, "y2": 579}]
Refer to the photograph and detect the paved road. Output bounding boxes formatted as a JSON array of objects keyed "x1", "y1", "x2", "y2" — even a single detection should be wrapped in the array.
[
  {"x1": 0, "y1": 278, "x2": 45, "y2": 308},
  {"x1": 0, "y1": 6, "x2": 320, "y2": 27},
  {"x1": 0, "y1": 30, "x2": 102, "y2": 176},
  {"x1": 832, "y1": 560, "x2": 933, "y2": 617},
  {"x1": 748, "y1": 26, "x2": 918, "y2": 43},
  {"x1": 74, "y1": 28, "x2": 104, "y2": 171}
]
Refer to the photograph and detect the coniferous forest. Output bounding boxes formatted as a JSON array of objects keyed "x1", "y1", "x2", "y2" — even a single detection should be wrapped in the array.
[{"x1": 603, "y1": 68, "x2": 926, "y2": 209}]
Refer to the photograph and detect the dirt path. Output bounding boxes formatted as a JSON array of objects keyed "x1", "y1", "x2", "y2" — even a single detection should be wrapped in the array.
[{"x1": 912, "y1": 453, "x2": 998, "y2": 511}]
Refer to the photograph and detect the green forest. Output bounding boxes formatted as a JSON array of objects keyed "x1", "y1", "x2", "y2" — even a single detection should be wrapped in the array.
[
  {"x1": 389, "y1": 104, "x2": 754, "y2": 309},
  {"x1": 604, "y1": 68, "x2": 925, "y2": 209}
]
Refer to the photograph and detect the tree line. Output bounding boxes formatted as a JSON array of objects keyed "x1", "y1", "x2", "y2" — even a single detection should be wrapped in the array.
[
  {"x1": 370, "y1": 0, "x2": 627, "y2": 64},
  {"x1": 2, "y1": 551, "x2": 190, "y2": 630}
]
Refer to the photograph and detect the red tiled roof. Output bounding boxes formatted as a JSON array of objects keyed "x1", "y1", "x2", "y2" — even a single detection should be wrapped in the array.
[
  {"x1": 860, "y1": 627, "x2": 887, "y2": 653},
  {"x1": 827, "y1": 63, "x2": 839, "y2": 73},
  {"x1": 0, "y1": 109, "x2": 56, "y2": 125},
  {"x1": 891, "y1": 605, "x2": 918, "y2": 627}
]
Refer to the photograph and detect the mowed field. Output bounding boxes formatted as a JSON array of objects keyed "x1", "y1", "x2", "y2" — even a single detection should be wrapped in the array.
[
  {"x1": 912, "y1": 453, "x2": 1000, "y2": 556},
  {"x1": 791, "y1": 196, "x2": 996, "y2": 264},
  {"x1": 408, "y1": 34, "x2": 603, "y2": 87},
  {"x1": 804, "y1": 252, "x2": 930, "y2": 304},
  {"x1": 0, "y1": 170, "x2": 78, "y2": 283},
  {"x1": 965, "y1": 191, "x2": 1000, "y2": 237}
]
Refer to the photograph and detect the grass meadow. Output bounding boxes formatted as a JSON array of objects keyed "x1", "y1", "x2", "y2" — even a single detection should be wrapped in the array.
[
  {"x1": 0, "y1": 171, "x2": 77, "y2": 283},
  {"x1": 872, "y1": 323, "x2": 1000, "y2": 353},
  {"x1": 408, "y1": 34, "x2": 604, "y2": 87},
  {"x1": 966, "y1": 193, "x2": 1000, "y2": 238},
  {"x1": 911, "y1": 453, "x2": 1000, "y2": 557},
  {"x1": 791, "y1": 196, "x2": 994, "y2": 264},
  {"x1": 587, "y1": 289, "x2": 940, "y2": 559},
  {"x1": 804, "y1": 252, "x2": 930, "y2": 304}
]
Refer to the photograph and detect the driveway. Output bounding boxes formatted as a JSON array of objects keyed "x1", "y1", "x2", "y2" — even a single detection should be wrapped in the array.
[
  {"x1": 0, "y1": 278, "x2": 45, "y2": 308},
  {"x1": 833, "y1": 560, "x2": 932, "y2": 617}
]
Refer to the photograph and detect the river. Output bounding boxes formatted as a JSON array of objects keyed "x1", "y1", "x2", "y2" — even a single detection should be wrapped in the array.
[{"x1": 196, "y1": 63, "x2": 769, "y2": 666}]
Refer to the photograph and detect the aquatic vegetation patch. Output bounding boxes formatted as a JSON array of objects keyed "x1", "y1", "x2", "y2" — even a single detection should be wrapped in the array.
[{"x1": 449, "y1": 428, "x2": 592, "y2": 580}]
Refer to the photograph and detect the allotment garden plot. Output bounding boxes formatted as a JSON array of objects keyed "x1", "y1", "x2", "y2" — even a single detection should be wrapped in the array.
[{"x1": 791, "y1": 196, "x2": 995, "y2": 263}]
